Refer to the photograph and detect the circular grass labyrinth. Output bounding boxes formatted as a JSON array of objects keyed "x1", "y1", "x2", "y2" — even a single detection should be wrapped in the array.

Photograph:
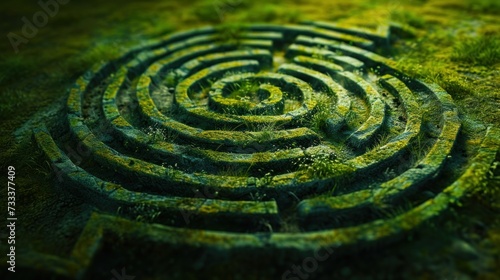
[{"x1": 33, "y1": 21, "x2": 499, "y2": 272}]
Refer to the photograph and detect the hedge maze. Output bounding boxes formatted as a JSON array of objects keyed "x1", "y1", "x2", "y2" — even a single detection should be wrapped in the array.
[{"x1": 31, "y1": 21, "x2": 499, "y2": 278}]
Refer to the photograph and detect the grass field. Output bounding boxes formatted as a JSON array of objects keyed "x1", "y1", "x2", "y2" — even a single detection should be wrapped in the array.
[{"x1": 0, "y1": 0, "x2": 499, "y2": 279}]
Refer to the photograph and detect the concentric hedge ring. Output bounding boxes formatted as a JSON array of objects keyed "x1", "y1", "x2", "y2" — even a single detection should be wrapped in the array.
[{"x1": 34, "y1": 21, "x2": 499, "y2": 268}]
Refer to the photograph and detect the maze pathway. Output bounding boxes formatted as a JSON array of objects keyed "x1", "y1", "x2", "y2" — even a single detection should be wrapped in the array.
[{"x1": 29, "y1": 22, "x2": 499, "y2": 278}]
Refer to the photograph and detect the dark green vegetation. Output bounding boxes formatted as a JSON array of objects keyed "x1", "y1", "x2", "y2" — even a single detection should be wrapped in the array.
[
  {"x1": 452, "y1": 35, "x2": 500, "y2": 66},
  {"x1": 1, "y1": 0, "x2": 499, "y2": 279}
]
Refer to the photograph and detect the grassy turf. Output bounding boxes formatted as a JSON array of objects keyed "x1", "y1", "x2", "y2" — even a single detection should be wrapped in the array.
[{"x1": 0, "y1": 0, "x2": 499, "y2": 278}]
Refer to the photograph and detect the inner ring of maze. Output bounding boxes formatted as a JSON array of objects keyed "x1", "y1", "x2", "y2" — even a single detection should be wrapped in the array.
[{"x1": 35, "y1": 22, "x2": 499, "y2": 245}]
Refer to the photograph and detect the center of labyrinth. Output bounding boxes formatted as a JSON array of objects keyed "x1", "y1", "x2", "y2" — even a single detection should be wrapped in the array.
[{"x1": 34, "y1": 21, "x2": 499, "y2": 270}]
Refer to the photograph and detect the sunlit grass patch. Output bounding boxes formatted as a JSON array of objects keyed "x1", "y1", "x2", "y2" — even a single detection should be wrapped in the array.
[
  {"x1": 299, "y1": 153, "x2": 355, "y2": 179},
  {"x1": 452, "y1": 35, "x2": 500, "y2": 66},
  {"x1": 390, "y1": 10, "x2": 426, "y2": 29},
  {"x1": 214, "y1": 23, "x2": 245, "y2": 44}
]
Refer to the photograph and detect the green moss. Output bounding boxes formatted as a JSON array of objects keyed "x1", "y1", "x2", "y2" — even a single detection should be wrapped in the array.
[
  {"x1": 299, "y1": 153, "x2": 355, "y2": 179},
  {"x1": 241, "y1": 4, "x2": 302, "y2": 23},
  {"x1": 471, "y1": 160, "x2": 500, "y2": 207},
  {"x1": 228, "y1": 79, "x2": 261, "y2": 99},
  {"x1": 250, "y1": 122, "x2": 281, "y2": 143},
  {"x1": 395, "y1": 53, "x2": 475, "y2": 101},
  {"x1": 307, "y1": 94, "x2": 337, "y2": 133}
]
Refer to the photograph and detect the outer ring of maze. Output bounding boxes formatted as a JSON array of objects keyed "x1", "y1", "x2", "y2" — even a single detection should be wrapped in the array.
[{"x1": 35, "y1": 22, "x2": 500, "y2": 251}]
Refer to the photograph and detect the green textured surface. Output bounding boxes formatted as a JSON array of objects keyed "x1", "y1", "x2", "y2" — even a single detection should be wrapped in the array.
[{"x1": 1, "y1": 1, "x2": 499, "y2": 279}]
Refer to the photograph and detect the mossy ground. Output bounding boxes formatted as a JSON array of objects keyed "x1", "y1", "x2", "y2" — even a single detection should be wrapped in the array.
[{"x1": 0, "y1": 0, "x2": 499, "y2": 279}]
